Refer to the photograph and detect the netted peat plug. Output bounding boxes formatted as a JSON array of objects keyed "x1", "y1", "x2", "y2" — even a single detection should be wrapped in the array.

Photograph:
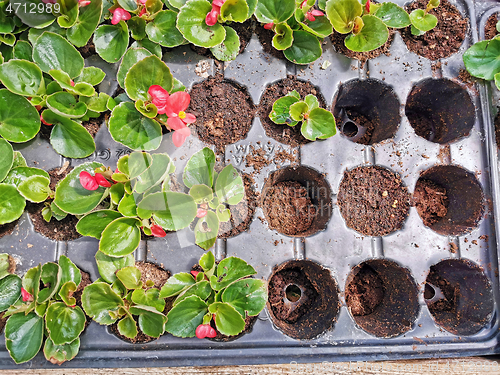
[
  {"x1": 405, "y1": 78, "x2": 475, "y2": 144},
  {"x1": 425, "y1": 259, "x2": 493, "y2": 336},
  {"x1": 413, "y1": 165, "x2": 484, "y2": 235},
  {"x1": 345, "y1": 259, "x2": 419, "y2": 338},
  {"x1": 267, "y1": 259, "x2": 340, "y2": 340},
  {"x1": 332, "y1": 79, "x2": 401, "y2": 145},
  {"x1": 261, "y1": 166, "x2": 332, "y2": 237},
  {"x1": 337, "y1": 166, "x2": 411, "y2": 237}
]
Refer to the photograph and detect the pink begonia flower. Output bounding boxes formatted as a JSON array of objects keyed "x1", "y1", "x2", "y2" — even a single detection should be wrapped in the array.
[
  {"x1": 79, "y1": 0, "x2": 91, "y2": 7},
  {"x1": 195, "y1": 324, "x2": 217, "y2": 339},
  {"x1": 21, "y1": 287, "x2": 33, "y2": 302},
  {"x1": 41, "y1": 0, "x2": 57, "y2": 4},
  {"x1": 305, "y1": 9, "x2": 324, "y2": 22},
  {"x1": 151, "y1": 224, "x2": 167, "y2": 237},
  {"x1": 138, "y1": 0, "x2": 146, "y2": 4},
  {"x1": 196, "y1": 208, "x2": 208, "y2": 218},
  {"x1": 80, "y1": 171, "x2": 99, "y2": 191},
  {"x1": 138, "y1": 7, "x2": 147, "y2": 16},
  {"x1": 164, "y1": 91, "x2": 196, "y2": 129},
  {"x1": 205, "y1": 0, "x2": 225, "y2": 26},
  {"x1": 95, "y1": 173, "x2": 112, "y2": 188},
  {"x1": 263, "y1": 22, "x2": 274, "y2": 30},
  {"x1": 172, "y1": 126, "x2": 191, "y2": 147},
  {"x1": 148, "y1": 85, "x2": 170, "y2": 112},
  {"x1": 111, "y1": 8, "x2": 131, "y2": 25}
]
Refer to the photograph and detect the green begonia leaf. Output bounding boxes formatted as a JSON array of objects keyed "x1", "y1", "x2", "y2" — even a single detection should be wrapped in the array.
[
  {"x1": 131, "y1": 288, "x2": 165, "y2": 312},
  {"x1": 219, "y1": 0, "x2": 248, "y2": 23},
  {"x1": 325, "y1": 0, "x2": 362, "y2": 33},
  {"x1": 146, "y1": 10, "x2": 185, "y2": 47},
  {"x1": 159, "y1": 272, "x2": 195, "y2": 298},
  {"x1": 0, "y1": 89, "x2": 40, "y2": 143},
  {"x1": 173, "y1": 280, "x2": 212, "y2": 306},
  {"x1": 0, "y1": 138, "x2": 13, "y2": 182},
  {"x1": 284, "y1": 30, "x2": 322, "y2": 64},
  {"x1": 221, "y1": 278, "x2": 267, "y2": 317},
  {"x1": 99, "y1": 217, "x2": 141, "y2": 257},
  {"x1": 0, "y1": 183, "x2": 25, "y2": 225},
  {"x1": 208, "y1": 302, "x2": 245, "y2": 336},
  {"x1": 17, "y1": 175, "x2": 50, "y2": 203},
  {"x1": 77, "y1": 210, "x2": 123, "y2": 239},
  {"x1": 118, "y1": 314, "x2": 138, "y2": 338},
  {"x1": 76, "y1": 66, "x2": 106, "y2": 86},
  {"x1": 254, "y1": 0, "x2": 295, "y2": 23},
  {"x1": 269, "y1": 90, "x2": 300, "y2": 125},
  {"x1": 117, "y1": 48, "x2": 152, "y2": 89},
  {"x1": 37, "y1": 262, "x2": 61, "y2": 304},
  {"x1": 125, "y1": 55, "x2": 173, "y2": 102},
  {"x1": 409, "y1": 9, "x2": 437, "y2": 32},
  {"x1": 58, "y1": 255, "x2": 82, "y2": 288},
  {"x1": 374, "y1": 2, "x2": 410, "y2": 28},
  {"x1": 116, "y1": 266, "x2": 143, "y2": 289},
  {"x1": 67, "y1": 0, "x2": 103, "y2": 47},
  {"x1": 45, "y1": 303, "x2": 85, "y2": 345},
  {"x1": 344, "y1": 15, "x2": 388, "y2": 52},
  {"x1": 129, "y1": 16, "x2": 146, "y2": 40},
  {"x1": 164, "y1": 295, "x2": 208, "y2": 337},
  {"x1": 210, "y1": 256, "x2": 256, "y2": 291},
  {"x1": 13, "y1": 41, "x2": 33, "y2": 61},
  {"x1": 0, "y1": 59, "x2": 44, "y2": 97},
  {"x1": 46, "y1": 92, "x2": 88, "y2": 118},
  {"x1": 95, "y1": 251, "x2": 135, "y2": 284},
  {"x1": 43, "y1": 337, "x2": 80, "y2": 365},
  {"x1": 183, "y1": 147, "x2": 216, "y2": 188},
  {"x1": 138, "y1": 192, "x2": 197, "y2": 231},
  {"x1": 0, "y1": 274, "x2": 22, "y2": 312},
  {"x1": 272, "y1": 22, "x2": 293, "y2": 50},
  {"x1": 463, "y1": 39, "x2": 500, "y2": 81},
  {"x1": 215, "y1": 164, "x2": 244, "y2": 205},
  {"x1": 5, "y1": 312, "x2": 44, "y2": 364},
  {"x1": 94, "y1": 21, "x2": 129, "y2": 63},
  {"x1": 81, "y1": 282, "x2": 124, "y2": 325},
  {"x1": 14, "y1": 0, "x2": 55, "y2": 28},
  {"x1": 194, "y1": 210, "x2": 219, "y2": 250}
]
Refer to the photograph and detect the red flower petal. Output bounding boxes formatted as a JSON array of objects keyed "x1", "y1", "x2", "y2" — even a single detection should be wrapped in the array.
[
  {"x1": 166, "y1": 91, "x2": 191, "y2": 114},
  {"x1": 365, "y1": 0, "x2": 370, "y2": 13},
  {"x1": 263, "y1": 22, "x2": 274, "y2": 30},
  {"x1": 21, "y1": 287, "x2": 33, "y2": 302},
  {"x1": 196, "y1": 208, "x2": 207, "y2": 218},
  {"x1": 183, "y1": 113, "x2": 196, "y2": 124},
  {"x1": 95, "y1": 173, "x2": 112, "y2": 188},
  {"x1": 195, "y1": 324, "x2": 217, "y2": 339},
  {"x1": 191, "y1": 270, "x2": 200, "y2": 278},
  {"x1": 167, "y1": 116, "x2": 186, "y2": 131},
  {"x1": 79, "y1": 0, "x2": 91, "y2": 6},
  {"x1": 157, "y1": 104, "x2": 168, "y2": 115},
  {"x1": 148, "y1": 85, "x2": 169, "y2": 107},
  {"x1": 311, "y1": 9, "x2": 324, "y2": 16},
  {"x1": 111, "y1": 8, "x2": 131, "y2": 24},
  {"x1": 151, "y1": 224, "x2": 167, "y2": 237},
  {"x1": 205, "y1": 9, "x2": 219, "y2": 26},
  {"x1": 305, "y1": 12, "x2": 315, "y2": 21},
  {"x1": 212, "y1": 0, "x2": 224, "y2": 7},
  {"x1": 172, "y1": 126, "x2": 191, "y2": 147},
  {"x1": 138, "y1": 7, "x2": 146, "y2": 16},
  {"x1": 79, "y1": 171, "x2": 99, "y2": 191}
]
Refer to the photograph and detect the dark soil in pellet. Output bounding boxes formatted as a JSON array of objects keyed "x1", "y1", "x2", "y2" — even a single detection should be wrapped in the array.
[
  {"x1": 74, "y1": 271, "x2": 93, "y2": 326},
  {"x1": 345, "y1": 264, "x2": 385, "y2": 316},
  {"x1": 28, "y1": 166, "x2": 81, "y2": 241},
  {"x1": 330, "y1": 29, "x2": 395, "y2": 65},
  {"x1": 485, "y1": 13, "x2": 499, "y2": 41},
  {"x1": 258, "y1": 77, "x2": 326, "y2": 146},
  {"x1": 401, "y1": 0, "x2": 468, "y2": 60},
  {"x1": 0, "y1": 220, "x2": 19, "y2": 239},
  {"x1": 268, "y1": 268, "x2": 318, "y2": 324},
  {"x1": 337, "y1": 166, "x2": 411, "y2": 236},
  {"x1": 191, "y1": 19, "x2": 255, "y2": 59},
  {"x1": 219, "y1": 174, "x2": 258, "y2": 238},
  {"x1": 0, "y1": 312, "x2": 6, "y2": 334},
  {"x1": 255, "y1": 24, "x2": 286, "y2": 60},
  {"x1": 262, "y1": 181, "x2": 316, "y2": 236},
  {"x1": 413, "y1": 179, "x2": 449, "y2": 227},
  {"x1": 189, "y1": 76, "x2": 254, "y2": 151},
  {"x1": 338, "y1": 110, "x2": 375, "y2": 145},
  {"x1": 495, "y1": 111, "x2": 500, "y2": 149},
  {"x1": 425, "y1": 271, "x2": 459, "y2": 313},
  {"x1": 77, "y1": 39, "x2": 96, "y2": 59},
  {"x1": 111, "y1": 262, "x2": 171, "y2": 344}
]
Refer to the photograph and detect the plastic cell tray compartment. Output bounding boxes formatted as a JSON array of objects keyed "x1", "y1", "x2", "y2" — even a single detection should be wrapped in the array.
[{"x1": 1, "y1": 0, "x2": 500, "y2": 368}]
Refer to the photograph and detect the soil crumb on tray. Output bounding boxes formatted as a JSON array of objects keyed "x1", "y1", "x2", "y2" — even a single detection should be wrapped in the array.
[
  {"x1": 28, "y1": 166, "x2": 81, "y2": 241},
  {"x1": 268, "y1": 267, "x2": 319, "y2": 324},
  {"x1": 262, "y1": 181, "x2": 316, "y2": 236},
  {"x1": 337, "y1": 166, "x2": 411, "y2": 236},
  {"x1": 245, "y1": 145, "x2": 271, "y2": 172},
  {"x1": 346, "y1": 265, "x2": 385, "y2": 316},
  {"x1": 189, "y1": 76, "x2": 254, "y2": 151},
  {"x1": 413, "y1": 179, "x2": 449, "y2": 227},
  {"x1": 401, "y1": 0, "x2": 468, "y2": 60},
  {"x1": 258, "y1": 77, "x2": 326, "y2": 146},
  {"x1": 330, "y1": 29, "x2": 394, "y2": 65}
]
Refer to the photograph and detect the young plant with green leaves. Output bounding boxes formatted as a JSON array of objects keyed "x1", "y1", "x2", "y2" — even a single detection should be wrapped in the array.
[
  {"x1": 463, "y1": 22, "x2": 500, "y2": 90},
  {"x1": 82, "y1": 262, "x2": 167, "y2": 341},
  {"x1": 0, "y1": 32, "x2": 109, "y2": 158},
  {"x1": 108, "y1": 54, "x2": 195, "y2": 150},
  {"x1": 3, "y1": 256, "x2": 87, "y2": 365},
  {"x1": 325, "y1": 0, "x2": 437, "y2": 52},
  {"x1": 255, "y1": 0, "x2": 333, "y2": 64},
  {"x1": 408, "y1": 0, "x2": 440, "y2": 36},
  {"x1": 269, "y1": 90, "x2": 336, "y2": 141},
  {"x1": 162, "y1": 251, "x2": 267, "y2": 338},
  {"x1": 0, "y1": 139, "x2": 53, "y2": 226}
]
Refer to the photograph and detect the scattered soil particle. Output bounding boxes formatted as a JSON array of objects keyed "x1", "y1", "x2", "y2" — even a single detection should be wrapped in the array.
[
  {"x1": 273, "y1": 149, "x2": 297, "y2": 165},
  {"x1": 258, "y1": 76, "x2": 326, "y2": 146},
  {"x1": 449, "y1": 242, "x2": 458, "y2": 253},
  {"x1": 219, "y1": 174, "x2": 258, "y2": 238},
  {"x1": 345, "y1": 264, "x2": 385, "y2": 316},
  {"x1": 189, "y1": 76, "x2": 254, "y2": 151},
  {"x1": 268, "y1": 268, "x2": 318, "y2": 323},
  {"x1": 28, "y1": 167, "x2": 81, "y2": 241},
  {"x1": 262, "y1": 181, "x2": 316, "y2": 236},
  {"x1": 479, "y1": 235, "x2": 489, "y2": 242},
  {"x1": 401, "y1": 0, "x2": 468, "y2": 60},
  {"x1": 484, "y1": 13, "x2": 499, "y2": 41},
  {"x1": 330, "y1": 29, "x2": 394, "y2": 65},
  {"x1": 245, "y1": 145, "x2": 271, "y2": 172},
  {"x1": 255, "y1": 24, "x2": 286, "y2": 60},
  {"x1": 413, "y1": 179, "x2": 449, "y2": 227},
  {"x1": 77, "y1": 39, "x2": 96, "y2": 59},
  {"x1": 337, "y1": 166, "x2": 411, "y2": 236},
  {"x1": 191, "y1": 19, "x2": 255, "y2": 59},
  {"x1": 0, "y1": 220, "x2": 19, "y2": 239},
  {"x1": 457, "y1": 69, "x2": 477, "y2": 91},
  {"x1": 338, "y1": 110, "x2": 375, "y2": 145},
  {"x1": 472, "y1": 240, "x2": 478, "y2": 245},
  {"x1": 437, "y1": 145, "x2": 450, "y2": 164}
]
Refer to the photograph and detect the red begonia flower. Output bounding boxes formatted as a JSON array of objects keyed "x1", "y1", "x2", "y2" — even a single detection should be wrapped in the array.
[
  {"x1": 79, "y1": 0, "x2": 91, "y2": 7},
  {"x1": 165, "y1": 91, "x2": 196, "y2": 130},
  {"x1": 263, "y1": 22, "x2": 274, "y2": 30},
  {"x1": 111, "y1": 8, "x2": 131, "y2": 25},
  {"x1": 365, "y1": 0, "x2": 370, "y2": 13},
  {"x1": 172, "y1": 126, "x2": 191, "y2": 147},
  {"x1": 80, "y1": 171, "x2": 99, "y2": 191},
  {"x1": 95, "y1": 173, "x2": 112, "y2": 188},
  {"x1": 138, "y1": 7, "x2": 147, "y2": 16},
  {"x1": 196, "y1": 208, "x2": 208, "y2": 218},
  {"x1": 21, "y1": 287, "x2": 33, "y2": 302},
  {"x1": 191, "y1": 270, "x2": 200, "y2": 278},
  {"x1": 148, "y1": 85, "x2": 170, "y2": 112},
  {"x1": 205, "y1": 8, "x2": 219, "y2": 26},
  {"x1": 151, "y1": 224, "x2": 167, "y2": 237},
  {"x1": 195, "y1": 324, "x2": 217, "y2": 339}
]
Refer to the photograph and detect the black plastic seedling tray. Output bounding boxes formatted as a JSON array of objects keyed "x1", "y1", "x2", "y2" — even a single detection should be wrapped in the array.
[{"x1": 2, "y1": 0, "x2": 500, "y2": 368}]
